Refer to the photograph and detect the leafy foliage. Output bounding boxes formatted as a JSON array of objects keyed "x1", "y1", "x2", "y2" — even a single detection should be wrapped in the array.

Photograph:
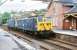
[
  {"x1": 2, "y1": 12, "x2": 11, "y2": 24},
  {"x1": 34, "y1": 9, "x2": 47, "y2": 16}
]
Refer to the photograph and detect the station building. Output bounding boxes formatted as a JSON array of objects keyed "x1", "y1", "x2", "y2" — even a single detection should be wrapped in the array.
[
  {"x1": 63, "y1": 4, "x2": 77, "y2": 30},
  {"x1": 45, "y1": 0, "x2": 77, "y2": 30}
]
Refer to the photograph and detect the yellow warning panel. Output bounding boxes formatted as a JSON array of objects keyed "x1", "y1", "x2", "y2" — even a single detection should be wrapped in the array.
[
  {"x1": 37, "y1": 22, "x2": 45, "y2": 31},
  {"x1": 44, "y1": 22, "x2": 51, "y2": 30},
  {"x1": 37, "y1": 22, "x2": 53, "y2": 31}
]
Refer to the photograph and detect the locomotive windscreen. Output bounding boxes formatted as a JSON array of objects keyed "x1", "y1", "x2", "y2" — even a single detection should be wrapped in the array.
[{"x1": 37, "y1": 16, "x2": 53, "y2": 31}]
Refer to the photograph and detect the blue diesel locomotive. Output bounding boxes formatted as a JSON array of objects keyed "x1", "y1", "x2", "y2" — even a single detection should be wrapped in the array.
[{"x1": 8, "y1": 16, "x2": 55, "y2": 38}]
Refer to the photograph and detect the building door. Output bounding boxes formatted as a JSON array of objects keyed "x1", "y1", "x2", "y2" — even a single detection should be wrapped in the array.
[
  {"x1": 76, "y1": 19, "x2": 77, "y2": 29},
  {"x1": 63, "y1": 19, "x2": 71, "y2": 30},
  {"x1": 63, "y1": 15, "x2": 77, "y2": 30}
]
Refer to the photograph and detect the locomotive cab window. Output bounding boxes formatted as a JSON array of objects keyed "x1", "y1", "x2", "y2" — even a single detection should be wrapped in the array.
[
  {"x1": 37, "y1": 16, "x2": 43, "y2": 22},
  {"x1": 45, "y1": 17, "x2": 51, "y2": 22}
]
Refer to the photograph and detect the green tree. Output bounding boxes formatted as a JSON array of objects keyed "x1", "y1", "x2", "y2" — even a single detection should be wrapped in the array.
[
  {"x1": 34, "y1": 9, "x2": 47, "y2": 16},
  {"x1": 2, "y1": 12, "x2": 11, "y2": 24}
]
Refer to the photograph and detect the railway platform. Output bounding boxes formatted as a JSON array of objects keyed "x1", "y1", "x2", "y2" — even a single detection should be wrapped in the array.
[
  {"x1": 53, "y1": 29, "x2": 77, "y2": 36},
  {"x1": 0, "y1": 28, "x2": 36, "y2": 50}
]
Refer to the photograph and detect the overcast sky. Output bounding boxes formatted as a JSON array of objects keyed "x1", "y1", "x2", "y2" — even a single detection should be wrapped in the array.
[{"x1": 0, "y1": 0, "x2": 49, "y2": 13}]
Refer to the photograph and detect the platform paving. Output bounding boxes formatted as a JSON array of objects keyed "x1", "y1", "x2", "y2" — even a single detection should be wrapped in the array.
[
  {"x1": 53, "y1": 29, "x2": 77, "y2": 36},
  {"x1": 0, "y1": 28, "x2": 36, "y2": 50}
]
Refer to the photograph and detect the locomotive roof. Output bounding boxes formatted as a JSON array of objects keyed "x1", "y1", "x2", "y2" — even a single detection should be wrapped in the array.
[{"x1": 16, "y1": 17, "x2": 36, "y2": 20}]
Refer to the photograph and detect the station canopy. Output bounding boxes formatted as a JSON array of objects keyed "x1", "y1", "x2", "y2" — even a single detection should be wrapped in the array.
[
  {"x1": 57, "y1": 0, "x2": 74, "y2": 3},
  {"x1": 65, "y1": 4, "x2": 77, "y2": 13},
  {"x1": 0, "y1": 0, "x2": 49, "y2": 12}
]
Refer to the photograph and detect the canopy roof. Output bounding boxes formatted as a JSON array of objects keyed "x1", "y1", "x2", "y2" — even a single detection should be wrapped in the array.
[
  {"x1": 65, "y1": 3, "x2": 77, "y2": 13},
  {"x1": 57, "y1": 0, "x2": 73, "y2": 3},
  {"x1": 48, "y1": 0, "x2": 74, "y2": 9}
]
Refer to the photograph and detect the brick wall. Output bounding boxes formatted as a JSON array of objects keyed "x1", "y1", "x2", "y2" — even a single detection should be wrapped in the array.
[{"x1": 45, "y1": 2, "x2": 72, "y2": 29}]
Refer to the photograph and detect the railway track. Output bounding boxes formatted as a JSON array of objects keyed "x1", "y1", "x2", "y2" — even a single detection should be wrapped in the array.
[
  {"x1": 43, "y1": 39, "x2": 77, "y2": 50},
  {"x1": 8, "y1": 31, "x2": 77, "y2": 50},
  {"x1": 2, "y1": 26, "x2": 77, "y2": 50}
]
